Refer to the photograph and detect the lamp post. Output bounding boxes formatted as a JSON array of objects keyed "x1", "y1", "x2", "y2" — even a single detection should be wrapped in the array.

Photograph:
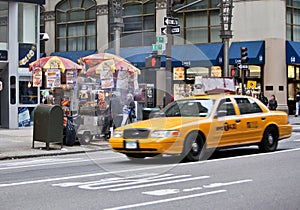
[{"x1": 219, "y1": 0, "x2": 233, "y2": 77}]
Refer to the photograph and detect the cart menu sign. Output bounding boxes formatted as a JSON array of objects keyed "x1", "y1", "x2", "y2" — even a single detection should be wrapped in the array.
[
  {"x1": 32, "y1": 67, "x2": 42, "y2": 87},
  {"x1": 66, "y1": 70, "x2": 77, "y2": 88},
  {"x1": 46, "y1": 68, "x2": 61, "y2": 88}
]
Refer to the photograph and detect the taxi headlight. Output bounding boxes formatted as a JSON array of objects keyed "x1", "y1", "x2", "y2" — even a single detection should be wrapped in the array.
[
  {"x1": 113, "y1": 130, "x2": 123, "y2": 138},
  {"x1": 151, "y1": 130, "x2": 181, "y2": 138}
]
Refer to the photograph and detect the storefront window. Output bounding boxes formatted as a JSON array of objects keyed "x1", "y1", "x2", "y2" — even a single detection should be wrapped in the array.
[
  {"x1": 288, "y1": 65, "x2": 295, "y2": 78},
  {"x1": 19, "y1": 79, "x2": 38, "y2": 104},
  {"x1": 0, "y1": 1, "x2": 8, "y2": 49},
  {"x1": 286, "y1": 2, "x2": 300, "y2": 41},
  {"x1": 186, "y1": 67, "x2": 209, "y2": 81},
  {"x1": 248, "y1": 65, "x2": 261, "y2": 78}
]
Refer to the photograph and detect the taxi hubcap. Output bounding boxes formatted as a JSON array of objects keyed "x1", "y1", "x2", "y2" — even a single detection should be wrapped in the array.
[
  {"x1": 192, "y1": 141, "x2": 199, "y2": 152},
  {"x1": 268, "y1": 134, "x2": 274, "y2": 145}
]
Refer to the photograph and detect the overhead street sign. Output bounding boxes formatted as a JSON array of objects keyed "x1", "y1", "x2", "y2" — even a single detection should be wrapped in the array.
[
  {"x1": 164, "y1": 17, "x2": 179, "y2": 26},
  {"x1": 161, "y1": 26, "x2": 181, "y2": 35}
]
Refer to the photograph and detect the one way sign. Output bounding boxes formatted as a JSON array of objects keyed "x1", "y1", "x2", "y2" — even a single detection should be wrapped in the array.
[
  {"x1": 161, "y1": 26, "x2": 181, "y2": 35},
  {"x1": 164, "y1": 17, "x2": 179, "y2": 26}
]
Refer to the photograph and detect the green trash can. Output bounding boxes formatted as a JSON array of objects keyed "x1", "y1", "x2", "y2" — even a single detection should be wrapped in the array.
[{"x1": 32, "y1": 104, "x2": 64, "y2": 150}]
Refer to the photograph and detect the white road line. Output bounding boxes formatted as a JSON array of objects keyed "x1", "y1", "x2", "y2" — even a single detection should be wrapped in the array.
[
  {"x1": 103, "y1": 190, "x2": 227, "y2": 210},
  {"x1": 1, "y1": 147, "x2": 300, "y2": 188},
  {"x1": 109, "y1": 176, "x2": 210, "y2": 192},
  {"x1": 203, "y1": 179, "x2": 253, "y2": 188},
  {"x1": 79, "y1": 174, "x2": 193, "y2": 190},
  {"x1": 0, "y1": 156, "x2": 123, "y2": 170}
]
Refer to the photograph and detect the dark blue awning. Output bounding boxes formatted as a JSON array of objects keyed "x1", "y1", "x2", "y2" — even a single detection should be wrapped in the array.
[
  {"x1": 286, "y1": 41, "x2": 300, "y2": 64},
  {"x1": 106, "y1": 43, "x2": 223, "y2": 68},
  {"x1": 229, "y1": 41, "x2": 265, "y2": 65},
  {"x1": 50, "y1": 50, "x2": 97, "y2": 63}
]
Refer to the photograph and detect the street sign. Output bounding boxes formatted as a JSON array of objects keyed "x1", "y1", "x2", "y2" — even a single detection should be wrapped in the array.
[
  {"x1": 156, "y1": 36, "x2": 166, "y2": 43},
  {"x1": 161, "y1": 26, "x2": 181, "y2": 35},
  {"x1": 164, "y1": 17, "x2": 179, "y2": 26},
  {"x1": 238, "y1": 64, "x2": 248, "y2": 69},
  {"x1": 152, "y1": 43, "x2": 163, "y2": 51}
]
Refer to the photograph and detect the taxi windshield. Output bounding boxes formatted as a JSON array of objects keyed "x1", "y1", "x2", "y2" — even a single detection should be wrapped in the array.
[{"x1": 163, "y1": 99, "x2": 214, "y2": 117}]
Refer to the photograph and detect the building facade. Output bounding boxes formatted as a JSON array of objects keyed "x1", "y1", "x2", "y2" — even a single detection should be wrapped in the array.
[{"x1": 1, "y1": 0, "x2": 300, "y2": 128}]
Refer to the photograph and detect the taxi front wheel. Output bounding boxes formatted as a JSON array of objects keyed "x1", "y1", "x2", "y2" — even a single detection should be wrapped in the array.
[
  {"x1": 259, "y1": 126, "x2": 278, "y2": 152},
  {"x1": 183, "y1": 131, "x2": 205, "y2": 162}
]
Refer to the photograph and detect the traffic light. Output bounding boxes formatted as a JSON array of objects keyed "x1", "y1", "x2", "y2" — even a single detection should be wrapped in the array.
[
  {"x1": 146, "y1": 55, "x2": 161, "y2": 68},
  {"x1": 231, "y1": 66, "x2": 240, "y2": 77},
  {"x1": 240, "y1": 47, "x2": 249, "y2": 64}
]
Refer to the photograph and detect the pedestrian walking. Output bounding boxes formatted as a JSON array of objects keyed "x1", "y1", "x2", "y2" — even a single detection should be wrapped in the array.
[
  {"x1": 121, "y1": 93, "x2": 136, "y2": 126},
  {"x1": 109, "y1": 92, "x2": 123, "y2": 128},
  {"x1": 268, "y1": 94, "x2": 278, "y2": 111},
  {"x1": 295, "y1": 88, "x2": 300, "y2": 117},
  {"x1": 259, "y1": 92, "x2": 268, "y2": 106}
]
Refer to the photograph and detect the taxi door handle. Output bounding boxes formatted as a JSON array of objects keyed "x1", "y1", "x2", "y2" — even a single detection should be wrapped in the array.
[
  {"x1": 236, "y1": 119, "x2": 241, "y2": 123},
  {"x1": 261, "y1": 117, "x2": 266, "y2": 120}
]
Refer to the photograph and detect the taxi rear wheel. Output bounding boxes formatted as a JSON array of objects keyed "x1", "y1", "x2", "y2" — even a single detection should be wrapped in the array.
[
  {"x1": 183, "y1": 131, "x2": 205, "y2": 162},
  {"x1": 259, "y1": 126, "x2": 278, "y2": 152}
]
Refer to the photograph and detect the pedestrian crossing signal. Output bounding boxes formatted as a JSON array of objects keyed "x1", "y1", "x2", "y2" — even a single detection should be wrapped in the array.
[{"x1": 231, "y1": 67, "x2": 240, "y2": 77}]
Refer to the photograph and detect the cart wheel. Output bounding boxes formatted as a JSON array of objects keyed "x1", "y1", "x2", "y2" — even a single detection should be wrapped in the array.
[{"x1": 80, "y1": 132, "x2": 92, "y2": 145}]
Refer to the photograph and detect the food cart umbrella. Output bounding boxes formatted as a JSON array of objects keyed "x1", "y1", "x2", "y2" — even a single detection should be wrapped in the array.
[
  {"x1": 82, "y1": 52, "x2": 140, "y2": 74},
  {"x1": 29, "y1": 56, "x2": 83, "y2": 73}
]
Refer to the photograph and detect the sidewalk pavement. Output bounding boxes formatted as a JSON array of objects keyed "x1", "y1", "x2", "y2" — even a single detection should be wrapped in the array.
[{"x1": 1, "y1": 116, "x2": 300, "y2": 160}]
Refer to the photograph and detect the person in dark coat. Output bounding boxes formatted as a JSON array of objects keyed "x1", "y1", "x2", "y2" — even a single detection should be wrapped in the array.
[
  {"x1": 295, "y1": 88, "x2": 300, "y2": 117},
  {"x1": 268, "y1": 94, "x2": 278, "y2": 111},
  {"x1": 109, "y1": 92, "x2": 123, "y2": 128},
  {"x1": 259, "y1": 92, "x2": 268, "y2": 106}
]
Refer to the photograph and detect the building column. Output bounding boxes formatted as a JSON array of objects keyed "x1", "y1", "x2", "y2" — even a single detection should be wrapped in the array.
[
  {"x1": 264, "y1": 38, "x2": 288, "y2": 113},
  {"x1": 7, "y1": 2, "x2": 19, "y2": 129},
  {"x1": 43, "y1": 11, "x2": 55, "y2": 55},
  {"x1": 96, "y1": 4, "x2": 109, "y2": 52}
]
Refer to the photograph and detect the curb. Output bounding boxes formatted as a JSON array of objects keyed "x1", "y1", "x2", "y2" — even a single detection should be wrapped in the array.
[{"x1": 0, "y1": 145, "x2": 111, "y2": 161}]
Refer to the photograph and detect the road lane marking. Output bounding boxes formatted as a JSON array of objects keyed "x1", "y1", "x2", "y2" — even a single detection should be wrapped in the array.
[
  {"x1": 0, "y1": 156, "x2": 123, "y2": 170},
  {"x1": 109, "y1": 176, "x2": 210, "y2": 192},
  {"x1": 103, "y1": 190, "x2": 226, "y2": 210},
  {"x1": 79, "y1": 174, "x2": 193, "y2": 190},
  {"x1": 142, "y1": 189, "x2": 180, "y2": 196},
  {"x1": 53, "y1": 173, "x2": 171, "y2": 188},
  {"x1": 203, "y1": 179, "x2": 253, "y2": 188},
  {"x1": 1, "y1": 147, "x2": 300, "y2": 188}
]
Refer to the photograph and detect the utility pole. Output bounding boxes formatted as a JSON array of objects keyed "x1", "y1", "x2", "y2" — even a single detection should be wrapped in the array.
[{"x1": 165, "y1": 0, "x2": 173, "y2": 105}]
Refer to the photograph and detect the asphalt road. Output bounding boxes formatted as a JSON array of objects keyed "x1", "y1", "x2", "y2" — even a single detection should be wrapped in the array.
[{"x1": 1, "y1": 135, "x2": 300, "y2": 210}]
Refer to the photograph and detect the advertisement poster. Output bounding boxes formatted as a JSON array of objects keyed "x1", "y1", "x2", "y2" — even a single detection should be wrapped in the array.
[
  {"x1": 46, "y1": 68, "x2": 61, "y2": 88},
  {"x1": 173, "y1": 67, "x2": 185, "y2": 80},
  {"x1": 116, "y1": 71, "x2": 129, "y2": 89},
  {"x1": 100, "y1": 69, "x2": 114, "y2": 89},
  {"x1": 66, "y1": 70, "x2": 77, "y2": 88},
  {"x1": 32, "y1": 67, "x2": 42, "y2": 87}
]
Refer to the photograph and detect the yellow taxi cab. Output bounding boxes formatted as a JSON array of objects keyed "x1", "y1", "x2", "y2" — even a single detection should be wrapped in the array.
[{"x1": 109, "y1": 94, "x2": 292, "y2": 161}]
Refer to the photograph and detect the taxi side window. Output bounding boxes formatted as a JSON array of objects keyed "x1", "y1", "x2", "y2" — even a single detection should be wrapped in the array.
[
  {"x1": 217, "y1": 98, "x2": 236, "y2": 116},
  {"x1": 234, "y1": 98, "x2": 263, "y2": 114}
]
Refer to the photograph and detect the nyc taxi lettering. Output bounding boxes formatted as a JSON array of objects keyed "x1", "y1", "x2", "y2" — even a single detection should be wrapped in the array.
[
  {"x1": 216, "y1": 122, "x2": 237, "y2": 131},
  {"x1": 247, "y1": 121, "x2": 258, "y2": 128}
]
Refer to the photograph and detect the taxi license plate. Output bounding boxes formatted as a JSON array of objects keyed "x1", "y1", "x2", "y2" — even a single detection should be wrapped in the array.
[{"x1": 125, "y1": 141, "x2": 138, "y2": 149}]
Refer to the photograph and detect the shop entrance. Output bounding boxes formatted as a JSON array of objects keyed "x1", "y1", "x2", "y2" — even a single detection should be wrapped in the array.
[{"x1": 287, "y1": 65, "x2": 300, "y2": 115}]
